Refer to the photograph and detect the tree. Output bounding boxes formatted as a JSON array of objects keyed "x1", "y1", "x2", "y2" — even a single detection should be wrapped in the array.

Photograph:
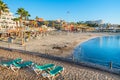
[
  {"x1": 32, "y1": 20, "x2": 38, "y2": 27},
  {"x1": 0, "y1": 0, "x2": 9, "y2": 17},
  {"x1": 87, "y1": 23, "x2": 98, "y2": 27},
  {"x1": 44, "y1": 21, "x2": 49, "y2": 26},
  {"x1": 52, "y1": 21, "x2": 55, "y2": 28},
  {"x1": 106, "y1": 24, "x2": 110, "y2": 29},
  {"x1": 35, "y1": 16, "x2": 39, "y2": 20},
  {"x1": 77, "y1": 21, "x2": 84, "y2": 25},
  {"x1": 118, "y1": 25, "x2": 120, "y2": 27},
  {"x1": 12, "y1": 18, "x2": 19, "y2": 28},
  {"x1": 34, "y1": 16, "x2": 39, "y2": 27},
  {"x1": 22, "y1": 11, "x2": 31, "y2": 27},
  {"x1": 16, "y1": 8, "x2": 31, "y2": 27},
  {"x1": 16, "y1": 8, "x2": 25, "y2": 27},
  {"x1": 23, "y1": 11, "x2": 30, "y2": 20},
  {"x1": 16, "y1": 8, "x2": 25, "y2": 45},
  {"x1": 16, "y1": 8, "x2": 31, "y2": 45}
]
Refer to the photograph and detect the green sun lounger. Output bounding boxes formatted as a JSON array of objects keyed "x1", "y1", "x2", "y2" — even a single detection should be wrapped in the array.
[
  {"x1": 49, "y1": 66, "x2": 63, "y2": 76},
  {"x1": 0, "y1": 58, "x2": 22, "y2": 67},
  {"x1": 33, "y1": 63, "x2": 55, "y2": 75},
  {"x1": 10, "y1": 61, "x2": 33, "y2": 72},
  {"x1": 42, "y1": 66, "x2": 64, "y2": 80}
]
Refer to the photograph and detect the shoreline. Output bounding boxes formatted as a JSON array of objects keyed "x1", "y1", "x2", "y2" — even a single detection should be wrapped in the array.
[
  {"x1": 0, "y1": 32, "x2": 119, "y2": 58},
  {"x1": 0, "y1": 32, "x2": 120, "y2": 80},
  {"x1": 0, "y1": 47, "x2": 120, "y2": 80}
]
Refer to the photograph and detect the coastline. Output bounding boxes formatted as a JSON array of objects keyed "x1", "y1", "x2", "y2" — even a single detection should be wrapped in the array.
[
  {"x1": 0, "y1": 32, "x2": 118, "y2": 58},
  {"x1": 0, "y1": 47, "x2": 119, "y2": 80},
  {"x1": 0, "y1": 32, "x2": 120, "y2": 80}
]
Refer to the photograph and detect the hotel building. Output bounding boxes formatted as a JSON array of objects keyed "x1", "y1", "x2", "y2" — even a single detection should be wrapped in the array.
[{"x1": 0, "y1": 11, "x2": 18, "y2": 32}]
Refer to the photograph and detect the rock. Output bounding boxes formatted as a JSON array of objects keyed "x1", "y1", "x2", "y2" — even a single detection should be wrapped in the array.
[{"x1": 52, "y1": 44, "x2": 67, "y2": 50}]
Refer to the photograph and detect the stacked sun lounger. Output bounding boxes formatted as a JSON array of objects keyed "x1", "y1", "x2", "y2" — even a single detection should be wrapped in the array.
[
  {"x1": 42, "y1": 66, "x2": 64, "y2": 80},
  {"x1": 32, "y1": 63, "x2": 64, "y2": 80},
  {"x1": 0, "y1": 58, "x2": 22, "y2": 68},
  {"x1": 0, "y1": 58, "x2": 64, "y2": 80},
  {"x1": 33, "y1": 63, "x2": 55, "y2": 75},
  {"x1": 11, "y1": 61, "x2": 33, "y2": 72}
]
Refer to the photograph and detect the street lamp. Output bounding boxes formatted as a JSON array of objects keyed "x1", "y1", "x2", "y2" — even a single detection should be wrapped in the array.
[{"x1": 67, "y1": 11, "x2": 70, "y2": 34}]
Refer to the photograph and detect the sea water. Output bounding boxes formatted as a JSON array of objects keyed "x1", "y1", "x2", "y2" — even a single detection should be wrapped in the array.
[{"x1": 73, "y1": 35, "x2": 120, "y2": 68}]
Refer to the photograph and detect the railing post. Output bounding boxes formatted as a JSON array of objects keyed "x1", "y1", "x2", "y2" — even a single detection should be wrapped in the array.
[
  {"x1": 72, "y1": 53, "x2": 75, "y2": 62},
  {"x1": 110, "y1": 61, "x2": 112, "y2": 69},
  {"x1": 24, "y1": 45, "x2": 26, "y2": 51},
  {"x1": 8, "y1": 43, "x2": 10, "y2": 48},
  {"x1": 72, "y1": 55, "x2": 74, "y2": 61}
]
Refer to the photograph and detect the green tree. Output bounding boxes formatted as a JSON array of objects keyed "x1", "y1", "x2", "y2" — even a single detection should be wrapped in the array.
[
  {"x1": 44, "y1": 21, "x2": 49, "y2": 26},
  {"x1": 23, "y1": 11, "x2": 30, "y2": 20},
  {"x1": 33, "y1": 16, "x2": 39, "y2": 27},
  {"x1": 16, "y1": 8, "x2": 26, "y2": 27},
  {"x1": 35, "y1": 16, "x2": 39, "y2": 20},
  {"x1": 52, "y1": 21, "x2": 55, "y2": 28},
  {"x1": 118, "y1": 25, "x2": 120, "y2": 27},
  {"x1": 0, "y1": 0, "x2": 9, "y2": 16},
  {"x1": 16, "y1": 8, "x2": 31, "y2": 26},
  {"x1": 16, "y1": 8, "x2": 30, "y2": 45},
  {"x1": 23, "y1": 11, "x2": 31, "y2": 26},
  {"x1": 12, "y1": 18, "x2": 19, "y2": 28},
  {"x1": 32, "y1": 20, "x2": 38, "y2": 27},
  {"x1": 87, "y1": 23, "x2": 98, "y2": 27}
]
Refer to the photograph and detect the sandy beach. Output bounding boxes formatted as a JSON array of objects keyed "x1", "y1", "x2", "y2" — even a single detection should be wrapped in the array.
[
  {"x1": 0, "y1": 32, "x2": 116, "y2": 58},
  {"x1": 0, "y1": 32, "x2": 120, "y2": 80}
]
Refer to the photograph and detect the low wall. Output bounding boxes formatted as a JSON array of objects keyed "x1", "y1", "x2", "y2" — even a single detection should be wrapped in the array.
[{"x1": 0, "y1": 46, "x2": 119, "y2": 75}]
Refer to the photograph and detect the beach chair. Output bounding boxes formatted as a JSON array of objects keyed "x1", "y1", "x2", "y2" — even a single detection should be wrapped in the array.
[
  {"x1": 0, "y1": 58, "x2": 22, "y2": 68},
  {"x1": 42, "y1": 66, "x2": 64, "y2": 80},
  {"x1": 10, "y1": 61, "x2": 33, "y2": 72},
  {"x1": 33, "y1": 63, "x2": 55, "y2": 75}
]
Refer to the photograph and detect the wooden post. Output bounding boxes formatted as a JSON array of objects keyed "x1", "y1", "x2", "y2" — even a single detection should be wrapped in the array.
[
  {"x1": 72, "y1": 54, "x2": 74, "y2": 61},
  {"x1": 8, "y1": 43, "x2": 10, "y2": 48},
  {"x1": 110, "y1": 61, "x2": 112, "y2": 69},
  {"x1": 24, "y1": 45, "x2": 26, "y2": 51}
]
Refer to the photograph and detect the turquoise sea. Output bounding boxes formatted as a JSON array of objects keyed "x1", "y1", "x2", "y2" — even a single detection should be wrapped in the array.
[{"x1": 74, "y1": 35, "x2": 120, "y2": 68}]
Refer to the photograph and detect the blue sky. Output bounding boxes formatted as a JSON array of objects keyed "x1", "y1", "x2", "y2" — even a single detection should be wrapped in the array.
[{"x1": 3, "y1": 0, "x2": 120, "y2": 24}]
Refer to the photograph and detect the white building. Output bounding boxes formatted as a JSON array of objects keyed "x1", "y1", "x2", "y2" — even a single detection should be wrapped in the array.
[
  {"x1": 85, "y1": 19, "x2": 104, "y2": 25},
  {"x1": 0, "y1": 11, "x2": 18, "y2": 32}
]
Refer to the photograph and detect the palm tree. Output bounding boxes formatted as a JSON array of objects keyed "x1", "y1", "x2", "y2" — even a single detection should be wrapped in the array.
[
  {"x1": 16, "y1": 8, "x2": 31, "y2": 45},
  {"x1": 34, "y1": 16, "x2": 39, "y2": 27},
  {"x1": 33, "y1": 20, "x2": 38, "y2": 27},
  {"x1": 22, "y1": 11, "x2": 31, "y2": 27},
  {"x1": 23, "y1": 11, "x2": 30, "y2": 21},
  {"x1": 12, "y1": 18, "x2": 19, "y2": 28},
  {"x1": 0, "y1": 0, "x2": 9, "y2": 17},
  {"x1": 16, "y1": 8, "x2": 25, "y2": 27},
  {"x1": 16, "y1": 8, "x2": 25, "y2": 45},
  {"x1": 12, "y1": 17, "x2": 20, "y2": 36},
  {"x1": 0, "y1": 0, "x2": 9, "y2": 37},
  {"x1": 35, "y1": 16, "x2": 39, "y2": 20}
]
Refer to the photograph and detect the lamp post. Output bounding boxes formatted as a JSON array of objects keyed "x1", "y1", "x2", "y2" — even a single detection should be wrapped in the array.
[
  {"x1": 67, "y1": 11, "x2": 70, "y2": 34},
  {"x1": 67, "y1": 11, "x2": 70, "y2": 22}
]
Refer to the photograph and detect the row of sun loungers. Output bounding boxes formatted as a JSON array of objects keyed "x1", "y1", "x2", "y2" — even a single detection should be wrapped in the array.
[{"x1": 0, "y1": 58, "x2": 64, "y2": 80}]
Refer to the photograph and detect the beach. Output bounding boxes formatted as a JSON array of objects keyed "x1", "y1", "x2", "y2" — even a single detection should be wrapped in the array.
[
  {"x1": 0, "y1": 48, "x2": 119, "y2": 80},
  {"x1": 0, "y1": 32, "x2": 120, "y2": 80},
  {"x1": 0, "y1": 32, "x2": 115, "y2": 57}
]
